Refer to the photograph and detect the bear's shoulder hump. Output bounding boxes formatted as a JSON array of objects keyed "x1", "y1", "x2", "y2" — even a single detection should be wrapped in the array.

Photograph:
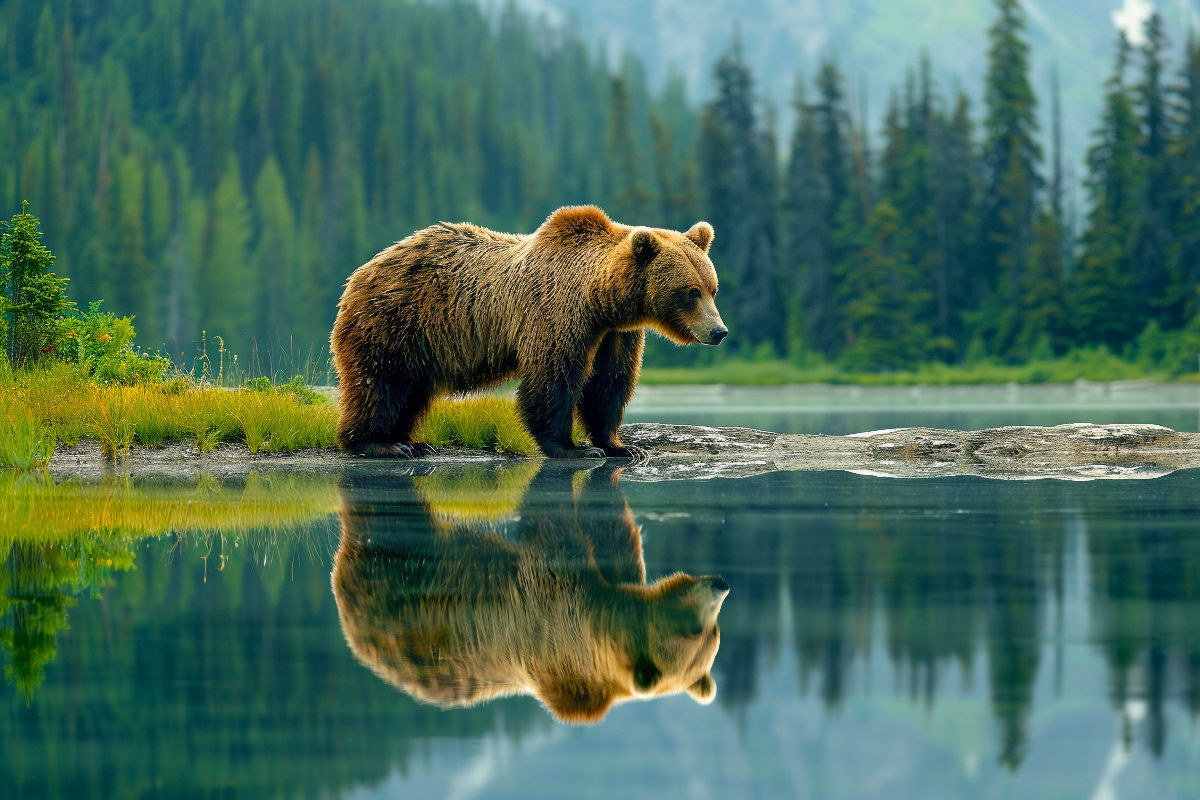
[{"x1": 534, "y1": 205, "x2": 620, "y2": 245}]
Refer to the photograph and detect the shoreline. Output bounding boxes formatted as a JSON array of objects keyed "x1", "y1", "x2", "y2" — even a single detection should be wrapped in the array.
[{"x1": 44, "y1": 422, "x2": 1200, "y2": 482}]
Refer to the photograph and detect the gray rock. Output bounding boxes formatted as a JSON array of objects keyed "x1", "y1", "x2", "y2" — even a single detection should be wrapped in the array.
[{"x1": 47, "y1": 422, "x2": 1200, "y2": 482}]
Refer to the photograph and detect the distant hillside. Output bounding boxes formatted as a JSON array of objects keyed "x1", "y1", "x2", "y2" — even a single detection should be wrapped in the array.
[{"x1": 490, "y1": 0, "x2": 1200, "y2": 164}]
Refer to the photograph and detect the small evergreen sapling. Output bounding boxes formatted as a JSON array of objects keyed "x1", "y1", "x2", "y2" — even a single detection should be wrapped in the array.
[{"x1": 1, "y1": 202, "x2": 72, "y2": 365}]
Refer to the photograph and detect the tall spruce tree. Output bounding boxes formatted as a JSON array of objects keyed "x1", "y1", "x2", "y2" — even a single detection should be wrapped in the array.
[
  {"x1": 1133, "y1": 13, "x2": 1174, "y2": 322},
  {"x1": 814, "y1": 60, "x2": 862, "y2": 358},
  {"x1": 1071, "y1": 34, "x2": 1141, "y2": 348},
  {"x1": 782, "y1": 77, "x2": 835, "y2": 356},
  {"x1": 979, "y1": 0, "x2": 1042, "y2": 353},
  {"x1": 931, "y1": 93, "x2": 979, "y2": 352},
  {"x1": 1171, "y1": 35, "x2": 1200, "y2": 321},
  {"x1": 696, "y1": 36, "x2": 783, "y2": 353},
  {"x1": 606, "y1": 77, "x2": 649, "y2": 223},
  {"x1": 837, "y1": 200, "x2": 931, "y2": 371},
  {"x1": 1015, "y1": 71, "x2": 1067, "y2": 355},
  {"x1": 198, "y1": 157, "x2": 253, "y2": 351}
]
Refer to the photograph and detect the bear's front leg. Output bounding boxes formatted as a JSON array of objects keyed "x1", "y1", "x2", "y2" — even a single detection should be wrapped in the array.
[
  {"x1": 517, "y1": 365, "x2": 605, "y2": 459},
  {"x1": 577, "y1": 331, "x2": 648, "y2": 464}
]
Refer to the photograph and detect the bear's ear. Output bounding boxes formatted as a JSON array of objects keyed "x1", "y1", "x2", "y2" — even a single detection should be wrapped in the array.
[
  {"x1": 686, "y1": 673, "x2": 716, "y2": 705},
  {"x1": 684, "y1": 221, "x2": 714, "y2": 253},
  {"x1": 541, "y1": 677, "x2": 615, "y2": 724},
  {"x1": 630, "y1": 228, "x2": 660, "y2": 267},
  {"x1": 632, "y1": 656, "x2": 662, "y2": 693}
]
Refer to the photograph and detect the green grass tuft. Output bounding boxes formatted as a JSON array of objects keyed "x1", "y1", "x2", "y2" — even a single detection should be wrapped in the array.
[{"x1": 0, "y1": 366, "x2": 563, "y2": 466}]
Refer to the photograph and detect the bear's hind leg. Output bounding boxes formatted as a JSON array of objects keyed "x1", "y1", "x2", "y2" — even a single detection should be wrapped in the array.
[
  {"x1": 380, "y1": 381, "x2": 437, "y2": 457},
  {"x1": 341, "y1": 377, "x2": 435, "y2": 459}
]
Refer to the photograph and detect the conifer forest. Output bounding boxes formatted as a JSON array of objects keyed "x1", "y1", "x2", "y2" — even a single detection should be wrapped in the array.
[{"x1": 3, "y1": 0, "x2": 1200, "y2": 373}]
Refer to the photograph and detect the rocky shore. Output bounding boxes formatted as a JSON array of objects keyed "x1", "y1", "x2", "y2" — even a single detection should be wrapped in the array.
[{"x1": 45, "y1": 422, "x2": 1200, "y2": 481}]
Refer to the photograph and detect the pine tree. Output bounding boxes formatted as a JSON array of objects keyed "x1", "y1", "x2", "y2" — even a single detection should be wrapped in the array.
[
  {"x1": 1071, "y1": 34, "x2": 1141, "y2": 349},
  {"x1": 1132, "y1": 13, "x2": 1174, "y2": 322},
  {"x1": 931, "y1": 93, "x2": 979, "y2": 351},
  {"x1": 697, "y1": 36, "x2": 783, "y2": 353},
  {"x1": 1014, "y1": 70, "x2": 1068, "y2": 356},
  {"x1": 1, "y1": 201, "x2": 70, "y2": 364},
  {"x1": 979, "y1": 0, "x2": 1042, "y2": 352},
  {"x1": 198, "y1": 157, "x2": 253, "y2": 352},
  {"x1": 252, "y1": 157, "x2": 298, "y2": 352},
  {"x1": 606, "y1": 77, "x2": 649, "y2": 223},
  {"x1": 837, "y1": 200, "x2": 931, "y2": 371},
  {"x1": 782, "y1": 77, "x2": 835, "y2": 356},
  {"x1": 1171, "y1": 35, "x2": 1200, "y2": 320}
]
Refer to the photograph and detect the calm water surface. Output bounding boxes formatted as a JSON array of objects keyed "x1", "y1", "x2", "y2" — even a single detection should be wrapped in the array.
[{"x1": 4, "y1": 387, "x2": 1200, "y2": 799}]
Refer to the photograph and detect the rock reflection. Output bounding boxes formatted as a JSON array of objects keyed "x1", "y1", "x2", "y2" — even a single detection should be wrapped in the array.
[{"x1": 333, "y1": 462, "x2": 728, "y2": 722}]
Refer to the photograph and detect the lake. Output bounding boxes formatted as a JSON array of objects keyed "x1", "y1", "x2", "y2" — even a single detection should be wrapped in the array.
[{"x1": 4, "y1": 385, "x2": 1200, "y2": 799}]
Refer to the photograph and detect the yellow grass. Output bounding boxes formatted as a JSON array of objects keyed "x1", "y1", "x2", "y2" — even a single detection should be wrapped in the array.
[
  {"x1": 0, "y1": 365, "x2": 578, "y2": 465},
  {"x1": 0, "y1": 471, "x2": 340, "y2": 545}
]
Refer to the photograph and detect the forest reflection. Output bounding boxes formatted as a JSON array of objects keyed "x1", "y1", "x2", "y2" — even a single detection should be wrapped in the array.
[{"x1": 3, "y1": 466, "x2": 1200, "y2": 784}]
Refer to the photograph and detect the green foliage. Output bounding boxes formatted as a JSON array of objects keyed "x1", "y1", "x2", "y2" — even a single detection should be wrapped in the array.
[
  {"x1": 56, "y1": 301, "x2": 171, "y2": 385},
  {"x1": 3, "y1": 0, "x2": 1200, "y2": 378},
  {"x1": 245, "y1": 374, "x2": 325, "y2": 405},
  {"x1": 1, "y1": 202, "x2": 71, "y2": 365},
  {"x1": 0, "y1": 0, "x2": 676, "y2": 358},
  {"x1": 837, "y1": 201, "x2": 934, "y2": 371}
]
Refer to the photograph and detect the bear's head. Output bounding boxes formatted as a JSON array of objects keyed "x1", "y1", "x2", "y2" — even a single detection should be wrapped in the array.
[
  {"x1": 536, "y1": 572, "x2": 729, "y2": 723},
  {"x1": 625, "y1": 221, "x2": 728, "y2": 346},
  {"x1": 535, "y1": 206, "x2": 727, "y2": 345}
]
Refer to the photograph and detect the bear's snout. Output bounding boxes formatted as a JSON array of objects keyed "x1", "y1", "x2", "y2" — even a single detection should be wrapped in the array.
[
  {"x1": 694, "y1": 575, "x2": 730, "y2": 613},
  {"x1": 709, "y1": 327, "x2": 728, "y2": 345}
]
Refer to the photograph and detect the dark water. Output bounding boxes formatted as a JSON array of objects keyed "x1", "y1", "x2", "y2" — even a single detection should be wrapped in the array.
[{"x1": 5, "y1": 394, "x2": 1200, "y2": 798}]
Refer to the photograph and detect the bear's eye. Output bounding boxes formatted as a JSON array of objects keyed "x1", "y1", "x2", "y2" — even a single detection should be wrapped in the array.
[{"x1": 688, "y1": 288, "x2": 702, "y2": 301}]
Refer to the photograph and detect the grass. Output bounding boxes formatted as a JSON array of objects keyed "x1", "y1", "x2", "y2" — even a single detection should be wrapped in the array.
[
  {"x1": 0, "y1": 364, "x2": 340, "y2": 465},
  {"x1": 11, "y1": 343, "x2": 1183, "y2": 470},
  {"x1": 639, "y1": 348, "x2": 1179, "y2": 386},
  {"x1": 413, "y1": 395, "x2": 586, "y2": 456},
  {"x1": 0, "y1": 413, "x2": 57, "y2": 471},
  {"x1": 0, "y1": 363, "x2": 567, "y2": 467}
]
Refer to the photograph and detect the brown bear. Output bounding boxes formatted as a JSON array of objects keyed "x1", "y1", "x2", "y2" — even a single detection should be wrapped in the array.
[
  {"x1": 331, "y1": 461, "x2": 729, "y2": 723},
  {"x1": 330, "y1": 206, "x2": 726, "y2": 459}
]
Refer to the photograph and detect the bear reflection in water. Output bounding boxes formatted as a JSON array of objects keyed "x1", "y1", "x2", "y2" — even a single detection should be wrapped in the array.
[{"x1": 332, "y1": 462, "x2": 728, "y2": 723}]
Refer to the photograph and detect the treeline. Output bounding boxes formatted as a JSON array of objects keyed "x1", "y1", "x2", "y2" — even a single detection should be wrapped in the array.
[
  {"x1": 668, "y1": 0, "x2": 1200, "y2": 370},
  {"x1": 4, "y1": 0, "x2": 1200, "y2": 373},
  {"x1": 0, "y1": 0, "x2": 692, "y2": 358}
]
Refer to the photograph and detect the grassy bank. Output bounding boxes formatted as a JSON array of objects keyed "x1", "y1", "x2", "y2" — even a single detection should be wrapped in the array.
[
  {"x1": 0, "y1": 364, "x2": 548, "y2": 469},
  {"x1": 640, "y1": 348, "x2": 1200, "y2": 386}
]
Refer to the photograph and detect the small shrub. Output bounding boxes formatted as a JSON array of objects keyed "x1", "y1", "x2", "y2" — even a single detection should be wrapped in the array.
[
  {"x1": 277, "y1": 375, "x2": 324, "y2": 404},
  {"x1": 57, "y1": 301, "x2": 171, "y2": 385}
]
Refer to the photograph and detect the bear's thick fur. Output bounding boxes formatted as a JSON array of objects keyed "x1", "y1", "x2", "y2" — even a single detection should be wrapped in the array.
[
  {"x1": 331, "y1": 463, "x2": 728, "y2": 723},
  {"x1": 330, "y1": 206, "x2": 725, "y2": 458}
]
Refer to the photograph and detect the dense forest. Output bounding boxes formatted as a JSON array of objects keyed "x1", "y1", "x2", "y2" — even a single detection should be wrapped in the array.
[{"x1": 2, "y1": 0, "x2": 1200, "y2": 373}]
